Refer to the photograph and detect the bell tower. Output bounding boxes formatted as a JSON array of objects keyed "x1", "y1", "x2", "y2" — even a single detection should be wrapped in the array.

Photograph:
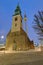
[{"x1": 11, "y1": 4, "x2": 22, "y2": 32}]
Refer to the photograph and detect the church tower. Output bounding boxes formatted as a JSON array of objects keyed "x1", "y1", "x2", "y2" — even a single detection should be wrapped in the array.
[
  {"x1": 5, "y1": 4, "x2": 34, "y2": 51},
  {"x1": 11, "y1": 4, "x2": 22, "y2": 32}
]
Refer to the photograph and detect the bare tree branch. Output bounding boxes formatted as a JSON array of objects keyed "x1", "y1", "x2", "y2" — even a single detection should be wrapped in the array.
[{"x1": 33, "y1": 11, "x2": 43, "y2": 40}]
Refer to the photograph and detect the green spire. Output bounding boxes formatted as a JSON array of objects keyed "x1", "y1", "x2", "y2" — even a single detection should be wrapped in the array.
[{"x1": 13, "y1": 4, "x2": 21, "y2": 16}]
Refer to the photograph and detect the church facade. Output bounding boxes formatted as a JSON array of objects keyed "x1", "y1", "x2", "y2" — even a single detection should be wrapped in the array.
[{"x1": 5, "y1": 4, "x2": 34, "y2": 51}]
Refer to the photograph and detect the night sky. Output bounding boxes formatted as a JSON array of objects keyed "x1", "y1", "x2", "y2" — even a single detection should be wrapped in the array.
[{"x1": 0, "y1": 0, "x2": 43, "y2": 45}]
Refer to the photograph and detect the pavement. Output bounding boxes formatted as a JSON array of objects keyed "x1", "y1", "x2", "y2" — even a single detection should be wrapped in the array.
[
  {"x1": 10, "y1": 60, "x2": 43, "y2": 65},
  {"x1": 0, "y1": 51, "x2": 43, "y2": 65}
]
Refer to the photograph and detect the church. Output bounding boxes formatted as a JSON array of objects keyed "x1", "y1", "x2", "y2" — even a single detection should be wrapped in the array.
[{"x1": 5, "y1": 4, "x2": 34, "y2": 51}]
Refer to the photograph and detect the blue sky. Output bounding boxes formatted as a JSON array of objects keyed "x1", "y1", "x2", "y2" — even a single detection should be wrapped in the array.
[{"x1": 0, "y1": 0, "x2": 43, "y2": 44}]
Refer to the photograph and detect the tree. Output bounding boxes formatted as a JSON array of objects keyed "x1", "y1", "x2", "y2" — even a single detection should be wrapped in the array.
[{"x1": 33, "y1": 11, "x2": 43, "y2": 40}]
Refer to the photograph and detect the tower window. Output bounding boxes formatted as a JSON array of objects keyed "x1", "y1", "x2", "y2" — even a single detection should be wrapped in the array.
[
  {"x1": 15, "y1": 23, "x2": 17, "y2": 27},
  {"x1": 15, "y1": 17, "x2": 18, "y2": 21}
]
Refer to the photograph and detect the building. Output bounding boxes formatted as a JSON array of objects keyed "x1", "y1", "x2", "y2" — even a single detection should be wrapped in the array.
[{"x1": 5, "y1": 4, "x2": 34, "y2": 51}]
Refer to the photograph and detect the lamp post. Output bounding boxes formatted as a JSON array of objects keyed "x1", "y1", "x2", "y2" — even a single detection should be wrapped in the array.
[{"x1": 24, "y1": 13, "x2": 28, "y2": 47}]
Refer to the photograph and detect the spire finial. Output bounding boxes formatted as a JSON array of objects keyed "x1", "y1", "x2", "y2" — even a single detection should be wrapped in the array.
[{"x1": 18, "y1": 0, "x2": 19, "y2": 5}]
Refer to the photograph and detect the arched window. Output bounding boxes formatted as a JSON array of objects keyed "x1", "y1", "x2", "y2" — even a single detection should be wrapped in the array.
[{"x1": 15, "y1": 17, "x2": 18, "y2": 21}]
